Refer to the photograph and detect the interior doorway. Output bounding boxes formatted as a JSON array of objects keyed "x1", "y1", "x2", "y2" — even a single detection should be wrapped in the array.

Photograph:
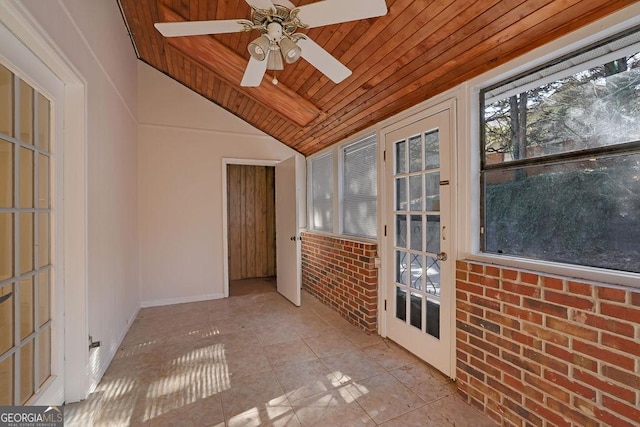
[{"x1": 226, "y1": 164, "x2": 277, "y2": 296}]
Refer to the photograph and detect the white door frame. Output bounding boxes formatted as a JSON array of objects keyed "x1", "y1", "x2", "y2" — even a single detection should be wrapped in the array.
[
  {"x1": 379, "y1": 98, "x2": 458, "y2": 378},
  {"x1": 0, "y1": 2, "x2": 89, "y2": 403},
  {"x1": 221, "y1": 157, "x2": 279, "y2": 298}
]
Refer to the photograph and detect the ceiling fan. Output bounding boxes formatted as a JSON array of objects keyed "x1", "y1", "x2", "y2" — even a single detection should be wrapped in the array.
[{"x1": 154, "y1": 0, "x2": 387, "y2": 87}]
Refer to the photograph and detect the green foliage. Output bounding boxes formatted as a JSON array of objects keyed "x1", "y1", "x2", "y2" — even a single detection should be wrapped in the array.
[
  {"x1": 484, "y1": 54, "x2": 640, "y2": 158},
  {"x1": 485, "y1": 161, "x2": 640, "y2": 273}
]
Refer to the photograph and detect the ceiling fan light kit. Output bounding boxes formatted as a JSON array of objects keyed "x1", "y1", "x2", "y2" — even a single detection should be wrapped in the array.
[
  {"x1": 154, "y1": 0, "x2": 388, "y2": 87},
  {"x1": 278, "y1": 37, "x2": 302, "y2": 64},
  {"x1": 266, "y1": 47, "x2": 285, "y2": 71},
  {"x1": 248, "y1": 34, "x2": 271, "y2": 61}
]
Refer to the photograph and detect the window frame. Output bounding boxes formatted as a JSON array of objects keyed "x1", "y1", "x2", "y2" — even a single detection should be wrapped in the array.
[
  {"x1": 339, "y1": 135, "x2": 377, "y2": 239},
  {"x1": 468, "y1": 17, "x2": 640, "y2": 289},
  {"x1": 307, "y1": 132, "x2": 379, "y2": 243},
  {"x1": 308, "y1": 152, "x2": 334, "y2": 233}
]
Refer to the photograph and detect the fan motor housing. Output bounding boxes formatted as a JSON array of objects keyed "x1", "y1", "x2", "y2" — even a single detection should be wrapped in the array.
[{"x1": 251, "y1": 5, "x2": 298, "y2": 35}]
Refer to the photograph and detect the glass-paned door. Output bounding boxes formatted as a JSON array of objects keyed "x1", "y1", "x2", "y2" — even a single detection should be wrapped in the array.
[
  {"x1": 384, "y1": 106, "x2": 453, "y2": 377},
  {"x1": 0, "y1": 62, "x2": 52, "y2": 404}
]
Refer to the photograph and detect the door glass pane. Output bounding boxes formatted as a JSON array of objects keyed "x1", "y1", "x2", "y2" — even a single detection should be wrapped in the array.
[
  {"x1": 0, "y1": 65, "x2": 12, "y2": 137},
  {"x1": 38, "y1": 213, "x2": 49, "y2": 268},
  {"x1": 38, "y1": 270, "x2": 50, "y2": 326},
  {"x1": 425, "y1": 172, "x2": 440, "y2": 212},
  {"x1": 425, "y1": 257, "x2": 441, "y2": 296},
  {"x1": 20, "y1": 148, "x2": 33, "y2": 208},
  {"x1": 395, "y1": 177, "x2": 407, "y2": 211},
  {"x1": 20, "y1": 213, "x2": 33, "y2": 275},
  {"x1": 39, "y1": 326, "x2": 51, "y2": 387},
  {"x1": 20, "y1": 277, "x2": 34, "y2": 340},
  {"x1": 408, "y1": 135, "x2": 422, "y2": 172},
  {"x1": 395, "y1": 140, "x2": 406, "y2": 174},
  {"x1": 38, "y1": 154, "x2": 49, "y2": 209},
  {"x1": 0, "y1": 213, "x2": 12, "y2": 281},
  {"x1": 0, "y1": 355, "x2": 13, "y2": 405},
  {"x1": 0, "y1": 284, "x2": 14, "y2": 355},
  {"x1": 20, "y1": 339, "x2": 33, "y2": 404},
  {"x1": 410, "y1": 254, "x2": 422, "y2": 290},
  {"x1": 37, "y1": 94, "x2": 50, "y2": 152},
  {"x1": 396, "y1": 251, "x2": 407, "y2": 285},
  {"x1": 424, "y1": 130, "x2": 439, "y2": 170},
  {"x1": 426, "y1": 299, "x2": 440, "y2": 339},
  {"x1": 410, "y1": 292, "x2": 422, "y2": 329},
  {"x1": 425, "y1": 215, "x2": 440, "y2": 254},
  {"x1": 410, "y1": 215, "x2": 422, "y2": 251},
  {"x1": 409, "y1": 175, "x2": 422, "y2": 211},
  {"x1": 0, "y1": 140, "x2": 12, "y2": 207},
  {"x1": 395, "y1": 287, "x2": 406, "y2": 321},
  {"x1": 396, "y1": 215, "x2": 407, "y2": 248},
  {"x1": 19, "y1": 80, "x2": 33, "y2": 145},
  {"x1": 0, "y1": 72, "x2": 54, "y2": 407}
]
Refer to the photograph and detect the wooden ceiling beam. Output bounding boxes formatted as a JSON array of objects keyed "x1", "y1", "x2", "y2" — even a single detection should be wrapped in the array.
[{"x1": 157, "y1": 4, "x2": 321, "y2": 127}]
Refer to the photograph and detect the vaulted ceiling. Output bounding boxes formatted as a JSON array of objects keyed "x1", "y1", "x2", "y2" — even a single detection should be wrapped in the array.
[{"x1": 119, "y1": 0, "x2": 636, "y2": 156}]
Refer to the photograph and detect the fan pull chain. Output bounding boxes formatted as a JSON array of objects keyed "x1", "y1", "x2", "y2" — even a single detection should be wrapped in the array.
[{"x1": 272, "y1": 71, "x2": 278, "y2": 85}]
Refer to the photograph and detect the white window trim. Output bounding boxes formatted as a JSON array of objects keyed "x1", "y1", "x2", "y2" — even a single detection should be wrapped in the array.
[{"x1": 459, "y1": 3, "x2": 640, "y2": 290}]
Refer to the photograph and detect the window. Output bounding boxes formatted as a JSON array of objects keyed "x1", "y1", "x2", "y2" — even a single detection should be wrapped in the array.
[
  {"x1": 308, "y1": 134, "x2": 378, "y2": 239},
  {"x1": 480, "y1": 27, "x2": 640, "y2": 274},
  {"x1": 342, "y1": 135, "x2": 377, "y2": 238},
  {"x1": 310, "y1": 153, "x2": 333, "y2": 232},
  {"x1": 0, "y1": 63, "x2": 52, "y2": 404}
]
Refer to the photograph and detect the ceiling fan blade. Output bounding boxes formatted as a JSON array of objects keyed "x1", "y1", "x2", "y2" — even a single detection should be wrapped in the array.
[
  {"x1": 297, "y1": 36, "x2": 352, "y2": 84},
  {"x1": 154, "y1": 20, "x2": 250, "y2": 37},
  {"x1": 244, "y1": 0, "x2": 275, "y2": 10},
  {"x1": 294, "y1": 0, "x2": 387, "y2": 28},
  {"x1": 241, "y1": 55, "x2": 269, "y2": 87}
]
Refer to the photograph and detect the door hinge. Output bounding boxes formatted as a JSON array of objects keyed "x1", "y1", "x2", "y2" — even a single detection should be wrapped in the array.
[
  {"x1": 384, "y1": 225, "x2": 387, "y2": 236},
  {"x1": 384, "y1": 300, "x2": 387, "y2": 311},
  {"x1": 383, "y1": 150, "x2": 386, "y2": 162}
]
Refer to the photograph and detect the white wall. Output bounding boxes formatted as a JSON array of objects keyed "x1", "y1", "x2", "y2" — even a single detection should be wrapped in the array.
[
  {"x1": 138, "y1": 62, "x2": 301, "y2": 306},
  {"x1": 20, "y1": 0, "x2": 140, "y2": 396}
]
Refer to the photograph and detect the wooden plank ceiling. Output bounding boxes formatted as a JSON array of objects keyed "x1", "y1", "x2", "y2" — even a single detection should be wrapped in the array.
[{"x1": 119, "y1": 0, "x2": 636, "y2": 156}]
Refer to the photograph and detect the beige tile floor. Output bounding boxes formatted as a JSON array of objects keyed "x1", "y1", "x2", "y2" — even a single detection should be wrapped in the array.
[{"x1": 64, "y1": 286, "x2": 496, "y2": 426}]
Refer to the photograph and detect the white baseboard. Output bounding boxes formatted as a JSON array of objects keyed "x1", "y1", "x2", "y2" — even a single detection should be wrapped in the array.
[
  {"x1": 140, "y1": 293, "x2": 225, "y2": 308},
  {"x1": 86, "y1": 306, "x2": 141, "y2": 396}
]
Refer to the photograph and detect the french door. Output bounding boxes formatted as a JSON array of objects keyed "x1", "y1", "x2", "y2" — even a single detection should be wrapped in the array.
[{"x1": 384, "y1": 105, "x2": 454, "y2": 377}]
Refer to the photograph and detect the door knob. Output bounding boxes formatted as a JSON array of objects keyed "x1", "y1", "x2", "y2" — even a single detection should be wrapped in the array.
[{"x1": 436, "y1": 252, "x2": 447, "y2": 261}]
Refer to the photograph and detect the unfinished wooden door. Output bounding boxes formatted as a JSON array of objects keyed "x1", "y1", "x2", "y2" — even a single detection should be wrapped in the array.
[{"x1": 227, "y1": 164, "x2": 276, "y2": 280}]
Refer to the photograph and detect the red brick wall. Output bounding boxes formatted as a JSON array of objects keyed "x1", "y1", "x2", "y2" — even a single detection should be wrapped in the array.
[
  {"x1": 301, "y1": 232, "x2": 378, "y2": 333},
  {"x1": 456, "y1": 261, "x2": 640, "y2": 427}
]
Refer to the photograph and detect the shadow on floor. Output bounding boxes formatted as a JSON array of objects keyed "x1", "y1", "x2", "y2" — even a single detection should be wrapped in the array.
[{"x1": 63, "y1": 289, "x2": 497, "y2": 426}]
